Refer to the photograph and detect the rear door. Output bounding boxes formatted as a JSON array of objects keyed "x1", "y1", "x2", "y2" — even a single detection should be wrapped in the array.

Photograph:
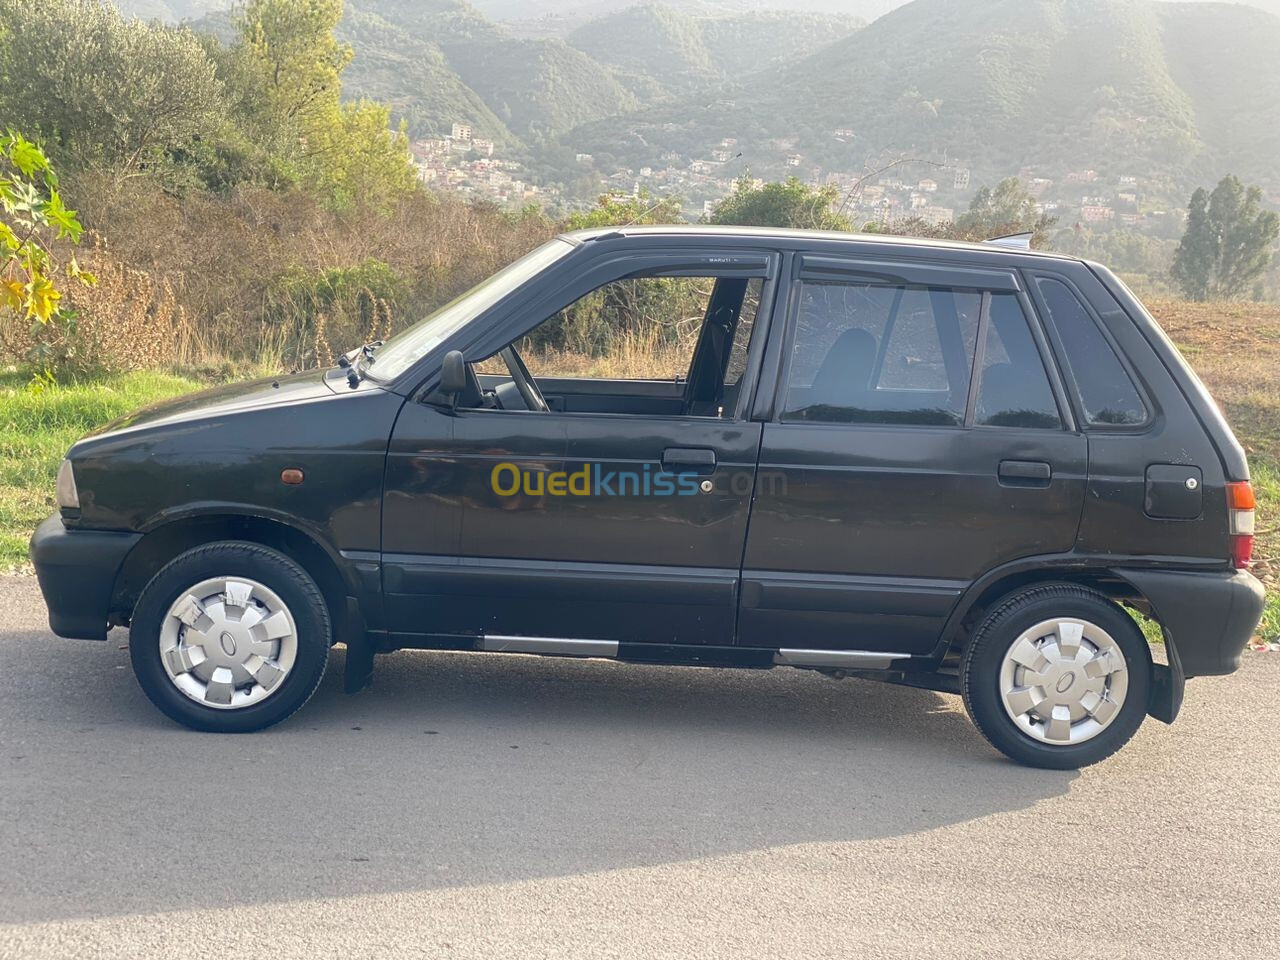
[{"x1": 739, "y1": 255, "x2": 1087, "y2": 655}]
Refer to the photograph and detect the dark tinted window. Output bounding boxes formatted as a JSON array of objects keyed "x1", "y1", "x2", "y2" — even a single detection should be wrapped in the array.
[
  {"x1": 783, "y1": 281, "x2": 980, "y2": 426},
  {"x1": 1037, "y1": 279, "x2": 1147, "y2": 426},
  {"x1": 724, "y1": 279, "x2": 762, "y2": 386},
  {"x1": 975, "y1": 294, "x2": 1063, "y2": 429}
]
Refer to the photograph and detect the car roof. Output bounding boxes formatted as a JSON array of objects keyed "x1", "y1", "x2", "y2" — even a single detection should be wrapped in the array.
[{"x1": 560, "y1": 224, "x2": 1082, "y2": 264}]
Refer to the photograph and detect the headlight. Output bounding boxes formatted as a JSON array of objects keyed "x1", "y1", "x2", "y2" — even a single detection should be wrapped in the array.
[{"x1": 56, "y1": 459, "x2": 80, "y2": 510}]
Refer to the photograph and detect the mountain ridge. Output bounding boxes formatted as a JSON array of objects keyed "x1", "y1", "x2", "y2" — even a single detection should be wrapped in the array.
[{"x1": 561, "y1": 0, "x2": 1280, "y2": 195}]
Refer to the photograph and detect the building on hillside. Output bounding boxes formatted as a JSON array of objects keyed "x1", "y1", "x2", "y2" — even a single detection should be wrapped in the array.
[
  {"x1": 919, "y1": 205, "x2": 955, "y2": 227},
  {"x1": 953, "y1": 168, "x2": 971, "y2": 190},
  {"x1": 786, "y1": 154, "x2": 803, "y2": 168},
  {"x1": 471, "y1": 138, "x2": 495, "y2": 158},
  {"x1": 575, "y1": 153, "x2": 594, "y2": 164},
  {"x1": 1081, "y1": 204, "x2": 1115, "y2": 223},
  {"x1": 450, "y1": 123, "x2": 473, "y2": 142},
  {"x1": 918, "y1": 178, "x2": 938, "y2": 193}
]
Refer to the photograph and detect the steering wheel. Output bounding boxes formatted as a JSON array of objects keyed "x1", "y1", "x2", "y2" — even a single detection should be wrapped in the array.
[{"x1": 500, "y1": 345, "x2": 549, "y2": 412}]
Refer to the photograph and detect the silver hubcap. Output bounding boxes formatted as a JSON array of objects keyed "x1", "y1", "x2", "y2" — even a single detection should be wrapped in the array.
[
  {"x1": 999, "y1": 617, "x2": 1129, "y2": 745},
  {"x1": 159, "y1": 577, "x2": 298, "y2": 710}
]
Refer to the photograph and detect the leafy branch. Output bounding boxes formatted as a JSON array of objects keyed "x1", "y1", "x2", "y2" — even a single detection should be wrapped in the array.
[{"x1": 0, "y1": 132, "x2": 93, "y2": 326}]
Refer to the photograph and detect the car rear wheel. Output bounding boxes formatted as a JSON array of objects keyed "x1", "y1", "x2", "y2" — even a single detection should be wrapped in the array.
[
  {"x1": 130, "y1": 542, "x2": 331, "y2": 732},
  {"x1": 961, "y1": 584, "x2": 1151, "y2": 769}
]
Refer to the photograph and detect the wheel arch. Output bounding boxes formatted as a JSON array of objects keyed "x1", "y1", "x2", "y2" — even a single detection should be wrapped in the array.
[
  {"x1": 109, "y1": 513, "x2": 357, "y2": 638},
  {"x1": 944, "y1": 567, "x2": 1148, "y2": 650},
  {"x1": 940, "y1": 560, "x2": 1181, "y2": 724}
]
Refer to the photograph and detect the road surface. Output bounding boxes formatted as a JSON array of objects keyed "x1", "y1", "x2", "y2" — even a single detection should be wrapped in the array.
[{"x1": 1, "y1": 574, "x2": 1276, "y2": 959}]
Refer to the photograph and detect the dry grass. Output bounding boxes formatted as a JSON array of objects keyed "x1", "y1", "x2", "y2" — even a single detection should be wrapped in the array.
[
  {"x1": 524, "y1": 343, "x2": 692, "y2": 381},
  {"x1": 16, "y1": 174, "x2": 558, "y2": 375},
  {"x1": 1148, "y1": 299, "x2": 1280, "y2": 635}
]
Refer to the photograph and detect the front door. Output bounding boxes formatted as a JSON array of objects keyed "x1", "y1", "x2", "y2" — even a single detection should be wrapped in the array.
[
  {"x1": 739, "y1": 255, "x2": 1087, "y2": 655},
  {"x1": 382, "y1": 251, "x2": 779, "y2": 647}
]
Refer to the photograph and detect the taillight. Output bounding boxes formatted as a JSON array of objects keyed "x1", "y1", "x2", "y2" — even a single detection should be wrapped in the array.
[{"x1": 1227, "y1": 481, "x2": 1255, "y2": 570}]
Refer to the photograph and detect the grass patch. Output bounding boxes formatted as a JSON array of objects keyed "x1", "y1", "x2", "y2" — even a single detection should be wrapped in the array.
[
  {"x1": 1149, "y1": 300, "x2": 1280, "y2": 641},
  {"x1": 0, "y1": 369, "x2": 205, "y2": 570}
]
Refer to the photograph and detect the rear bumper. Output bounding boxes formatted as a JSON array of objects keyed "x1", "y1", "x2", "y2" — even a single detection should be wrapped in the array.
[
  {"x1": 1115, "y1": 567, "x2": 1266, "y2": 677},
  {"x1": 29, "y1": 514, "x2": 141, "y2": 641}
]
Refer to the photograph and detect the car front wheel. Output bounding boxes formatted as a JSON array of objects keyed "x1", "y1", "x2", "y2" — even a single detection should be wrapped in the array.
[
  {"x1": 129, "y1": 541, "x2": 331, "y2": 732},
  {"x1": 961, "y1": 583, "x2": 1151, "y2": 769}
]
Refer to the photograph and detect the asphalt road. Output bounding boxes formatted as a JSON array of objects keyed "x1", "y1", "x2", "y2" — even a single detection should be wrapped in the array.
[{"x1": 1, "y1": 574, "x2": 1277, "y2": 959}]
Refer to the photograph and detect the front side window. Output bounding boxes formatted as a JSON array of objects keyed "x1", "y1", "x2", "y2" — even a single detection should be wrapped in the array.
[
  {"x1": 1037, "y1": 278, "x2": 1147, "y2": 426},
  {"x1": 472, "y1": 272, "x2": 765, "y2": 419},
  {"x1": 782, "y1": 281, "x2": 980, "y2": 426},
  {"x1": 510, "y1": 276, "x2": 762, "y2": 382}
]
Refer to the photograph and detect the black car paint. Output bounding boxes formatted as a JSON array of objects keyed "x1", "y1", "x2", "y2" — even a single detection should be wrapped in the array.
[{"x1": 30, "y1": 226, "x2": 1266, "y2": 723}]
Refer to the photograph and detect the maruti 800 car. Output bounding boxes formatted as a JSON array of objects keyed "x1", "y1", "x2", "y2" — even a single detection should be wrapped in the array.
[{"x1": 31, "y1": 227, "x2": 1266, "y2": 768}]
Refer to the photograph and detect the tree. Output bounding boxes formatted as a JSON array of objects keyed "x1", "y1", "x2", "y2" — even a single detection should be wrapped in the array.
[
  {"x1": 565, "y1": 189, "x2": 684, "y2": 229},
  {"x1": 709, "y1": 175, "x2": 852, "y2": 231},
  {"x1": 227, "y1": 0, "x2": 414, "y2": 209},
  {"x1": 236, "y1": 0, "x2": 352, "y2": 126},
  {"x1": 1, "y1": 132, "x2": 90, "y2": 331},
  {"x1": 869, "y1": 177, "x2": 1056, "y2": 247},
  {"x1": 1172, "y1": 175, "x2": 1280, "y2": 301},
  {"x1": 954, "y1": 178, "x2": 1056, "y2": 245},
  {"x1": 0, "y1": 0, "x2": 224, "y2": 177}
]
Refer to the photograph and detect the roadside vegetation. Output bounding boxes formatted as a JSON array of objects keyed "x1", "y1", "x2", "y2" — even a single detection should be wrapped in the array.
[{"x1": 0, "y1": 370, "x2": 203, "y2": 569}]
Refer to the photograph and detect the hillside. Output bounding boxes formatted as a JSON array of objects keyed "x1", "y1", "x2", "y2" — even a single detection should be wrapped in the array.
[
  {"x1": 568, "y1": 4, "x2": 720, "y2": 96},
  {"x1": 566, "y1": 4, "x2": 862, "y2": 97},
  {"x1": 562, "y1": 0, "x2": 1280, "y2": 194},
  {"x1": 339, "y1": 5, "x2": 518, "y2": 144},
  {"x1": 343, "y1": 0, "x2": 637, "y2": 139},
  {"x1": 473, "y1": 0, "x2": 1280, "y2": 24},
  {"x1": 113, "y1": 0, "x2": 226, "y2": 20}
]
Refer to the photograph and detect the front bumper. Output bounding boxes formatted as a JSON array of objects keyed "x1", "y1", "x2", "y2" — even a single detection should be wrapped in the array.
[
  {"x1": 1116, "y1": 567, "x2": 1266, "y2": 677},
  {"x1": 29, "y1": 514, "x2": 141, "y2": 641}
]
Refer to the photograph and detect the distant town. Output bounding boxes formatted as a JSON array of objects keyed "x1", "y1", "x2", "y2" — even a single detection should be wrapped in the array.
[{"x1": 410, "y1": 122, "x2": 1190, "y2": 239}]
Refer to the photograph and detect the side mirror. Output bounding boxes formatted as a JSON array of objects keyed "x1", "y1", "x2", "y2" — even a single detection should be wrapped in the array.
[{"x1": 440, "y1": 350, "x2": 468, "y2": 399}]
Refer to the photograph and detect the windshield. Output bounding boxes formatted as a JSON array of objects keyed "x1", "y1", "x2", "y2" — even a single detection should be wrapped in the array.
[{"x1": 364, "y1": 238, "x2": 575, "y2": 382}]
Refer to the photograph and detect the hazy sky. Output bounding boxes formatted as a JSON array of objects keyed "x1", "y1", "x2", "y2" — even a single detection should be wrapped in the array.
[{"x1": 471, "y1": 0, "x2": 1280, "y2": 22}]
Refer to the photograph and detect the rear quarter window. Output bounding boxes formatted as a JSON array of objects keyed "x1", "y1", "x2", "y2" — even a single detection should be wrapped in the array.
[{"x1": 1036, "y1": 278, "x2": 1148, "y2": 427}]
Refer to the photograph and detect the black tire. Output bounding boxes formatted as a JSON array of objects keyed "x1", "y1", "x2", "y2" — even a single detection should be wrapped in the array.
[
  {"x1": 961, "y1": 583, "x2": 1151, "y2": 769},
  {"x1": 130, "y1": 541, "x2": 331, "y2": 732}
]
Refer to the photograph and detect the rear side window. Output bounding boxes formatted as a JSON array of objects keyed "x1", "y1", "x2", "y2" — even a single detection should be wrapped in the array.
[
  {"x1": 783, "y1": 281, "x2": 980, "y2": 426},
  {"x1": 975, "y1": 294, "x2": 1062, "y2": 430},
  {"x1": 1037, "y1": 279, "x2": 1147, "y2": 426}
]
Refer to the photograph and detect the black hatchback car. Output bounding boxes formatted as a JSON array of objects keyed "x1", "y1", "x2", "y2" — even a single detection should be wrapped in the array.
[{"x1": 31, "y1": 226, "x2": 1265, "y2": 768}]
